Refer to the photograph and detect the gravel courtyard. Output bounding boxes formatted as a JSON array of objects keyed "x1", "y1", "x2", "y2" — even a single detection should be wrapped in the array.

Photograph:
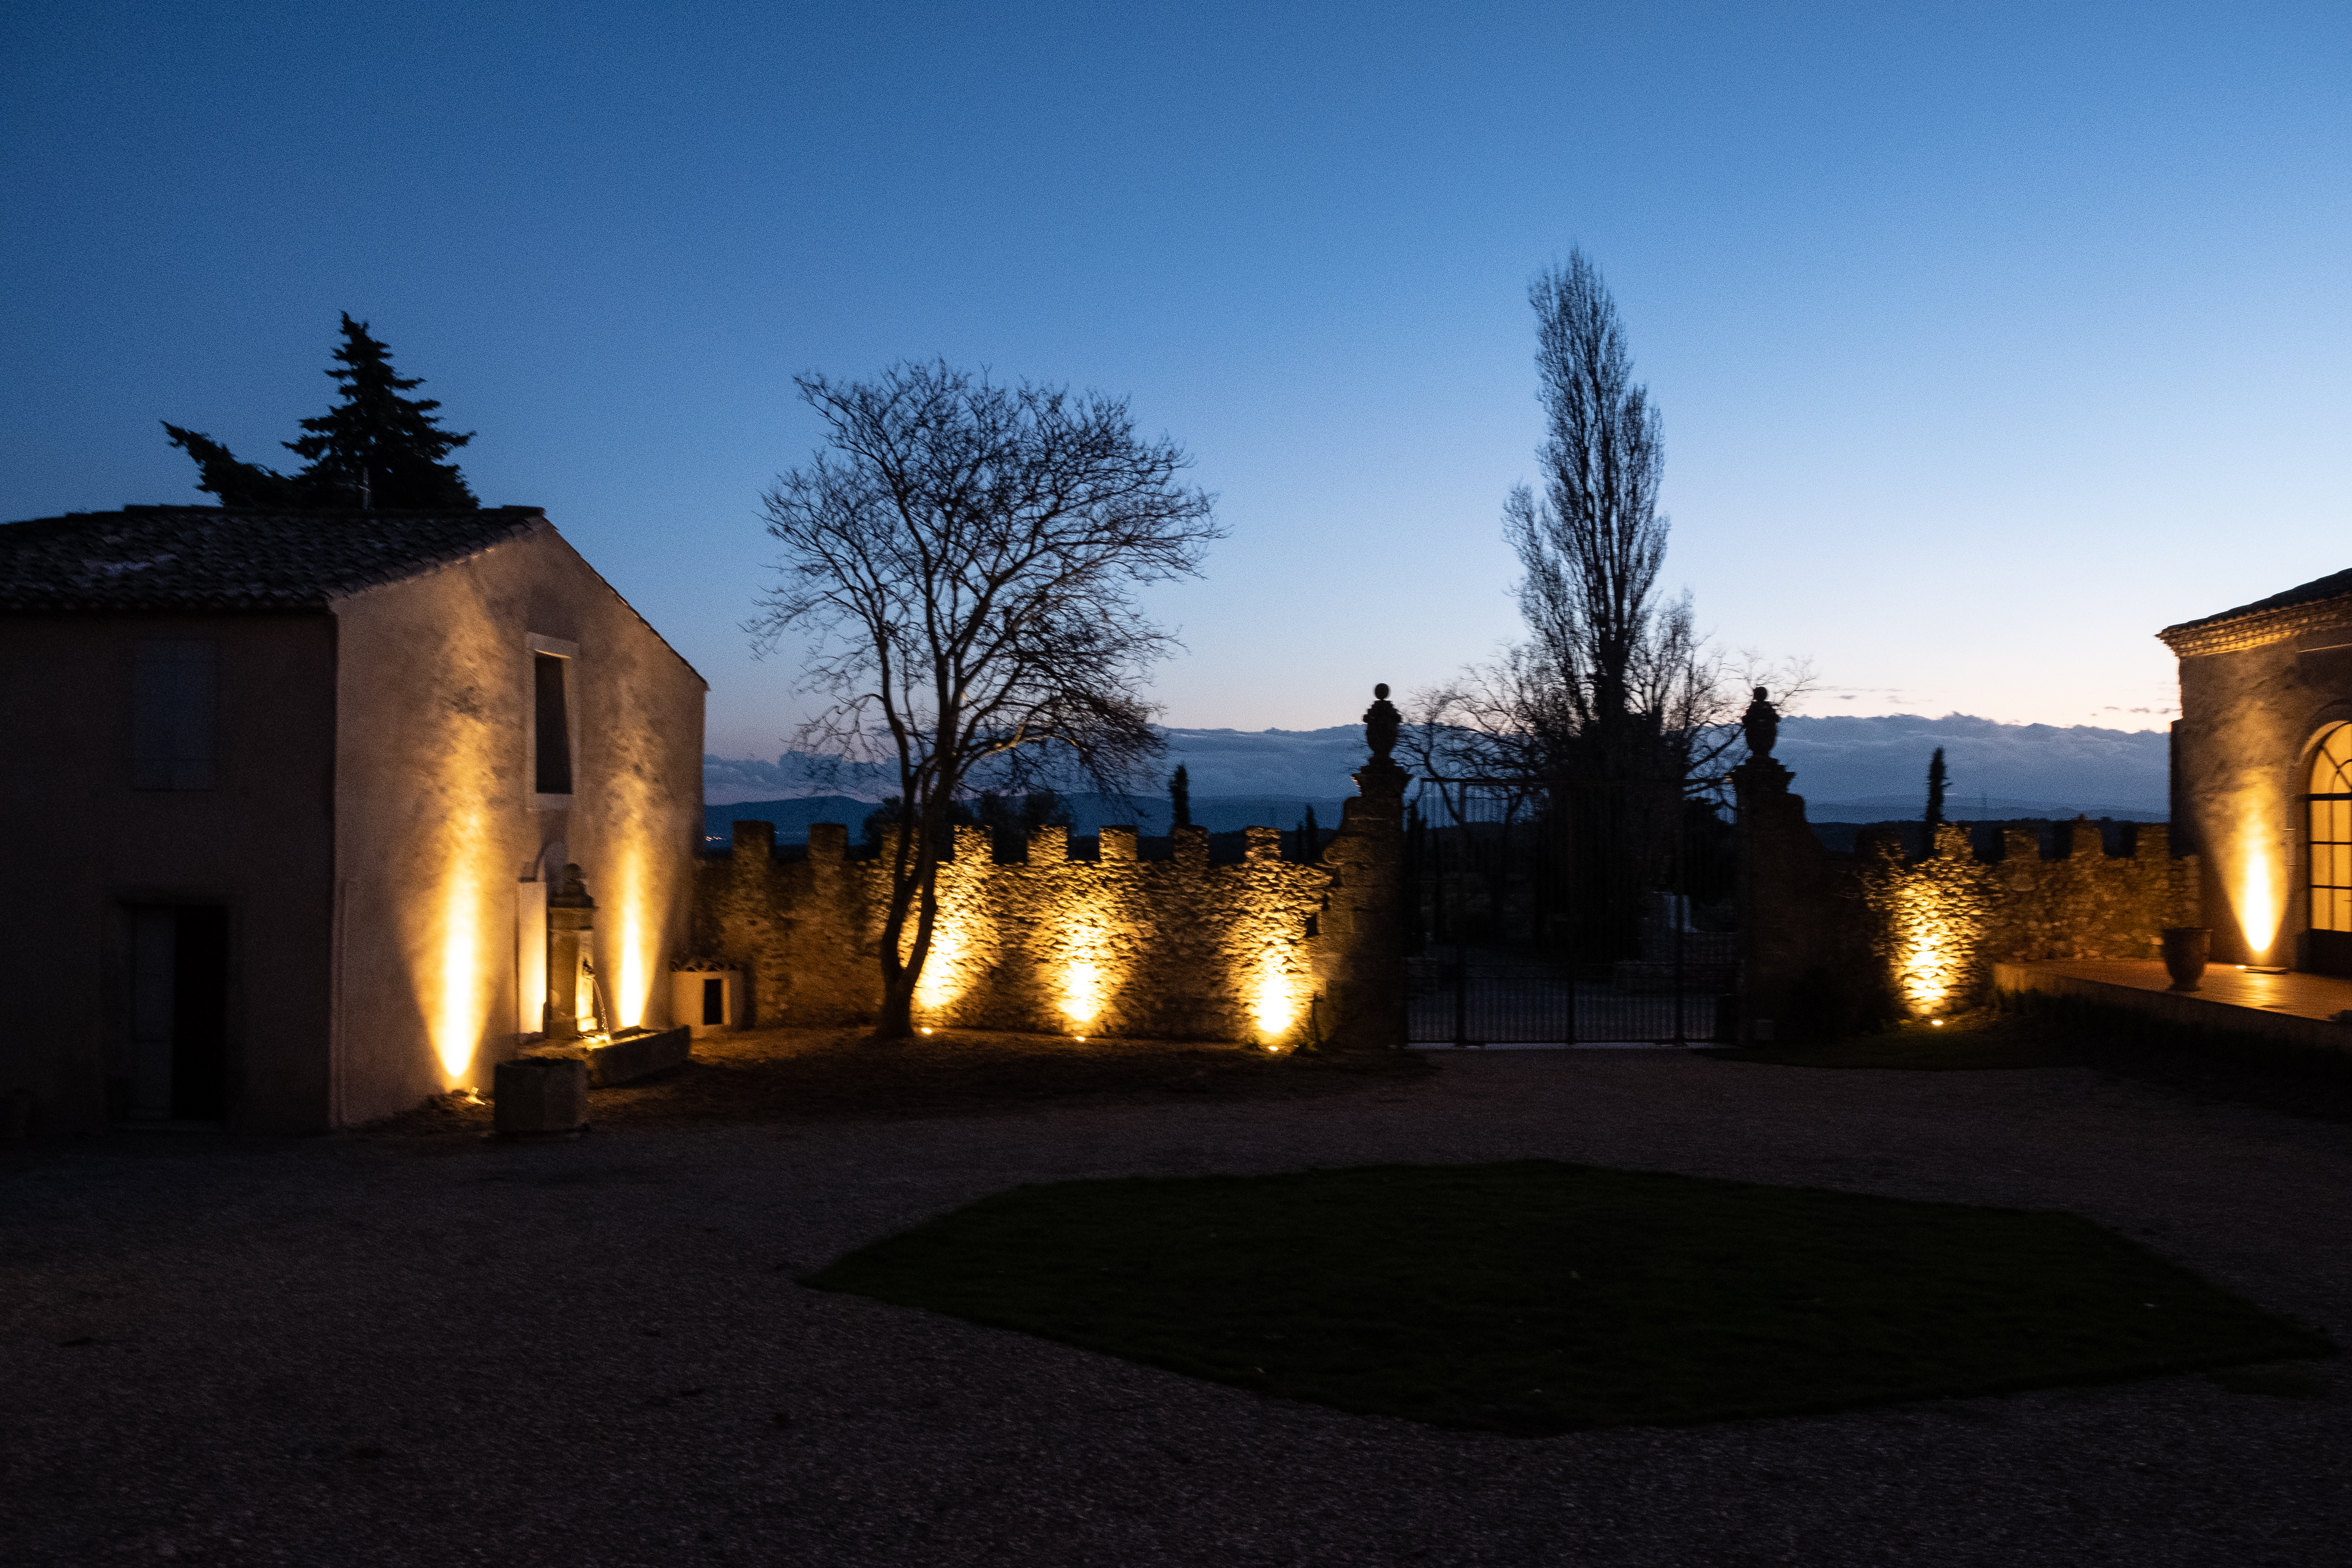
[{"x1": 3, "y1": 1049, "x2": 2347, "y2": 1567}]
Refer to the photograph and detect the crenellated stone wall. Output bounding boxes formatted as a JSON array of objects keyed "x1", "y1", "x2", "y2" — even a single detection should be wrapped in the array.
[
  {"x1": 1976, "y1": 820, "x2": 2197, "y2": 963},
  {"x1": 691, "y1": 741, "x2": 1409, "y2": 1049},
  {"x1": 1738, "y1": 755, "x2": 2198, "y2": 1038}
]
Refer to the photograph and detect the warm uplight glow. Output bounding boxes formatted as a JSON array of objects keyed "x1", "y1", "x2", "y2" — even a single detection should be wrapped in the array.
[
  {"x1": 602, "y1": 845, "x2": 650, "y2": 1029},
  {"x1": 915, "y1": 913, "x2": 971, "y2": 1012},
  {"x1": 616, "y1": 912, "x2": 646, "y2": 1030},
  {"x1": 2232, "y1": 809, "x2": 2286, "y2": 963},
  {"x1": 1930, "y1": 1019, "x2": 1944, "y2": 1027},
  {"x1": 432, "y1": 865, "x2": 485, "y2": 1079},
  {"x1": 1062, "y1": 958, "x2": 1105, "y2": 1028},
  {"x1": 1891, "y1": 905, "x2": 1958, "y2": 1017},
  {"x1": 1250, "y1": 951, "x2": 1299, "y2": 1042}
]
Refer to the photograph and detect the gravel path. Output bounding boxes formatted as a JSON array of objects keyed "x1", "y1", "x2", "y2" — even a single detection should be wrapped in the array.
[{"x1": 3, "y1": 1053, "x2": 2347, "y2": 1567}]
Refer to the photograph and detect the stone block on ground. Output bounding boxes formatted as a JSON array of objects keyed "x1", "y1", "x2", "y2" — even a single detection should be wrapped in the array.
[{"x1": 493, "y1": 1056, "x2": 588, "y2": 1134}]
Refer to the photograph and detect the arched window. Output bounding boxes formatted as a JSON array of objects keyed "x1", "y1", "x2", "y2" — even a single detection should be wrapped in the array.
[{"x1": 2310, "y1": 723, "x2": 2352, "y2": 975}]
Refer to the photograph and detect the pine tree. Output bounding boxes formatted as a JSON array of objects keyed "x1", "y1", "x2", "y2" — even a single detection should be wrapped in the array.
[
  {"x1": 163, "y1": 314, "x2": 477, "y2": 510},
  {"x1": 1925, "y1": 747, "x2": 1948, "y2": 835},
  {"x1": 286, "y1": 314, "x2": 475, "y2": 508},
  {"x1": 1168, "y1": 764, "x2": 1192, "y2": 831},
  {"x1": 158, "y1": 425, "x2": 304, "y2": 508}
]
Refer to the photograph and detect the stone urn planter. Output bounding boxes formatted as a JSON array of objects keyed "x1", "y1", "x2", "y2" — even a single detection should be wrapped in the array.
[{"x1": 2160, "y1": 927, "x2": 2210, "y2": 992}]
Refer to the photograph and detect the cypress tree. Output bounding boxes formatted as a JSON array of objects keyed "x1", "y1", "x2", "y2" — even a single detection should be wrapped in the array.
[
  {"x1": 1925, "y1": 747, "x2": 1948, "y2": 835},
  {"x1": 1303, "y1": 803, "x2": 1321, "y2": 862},
  {"x1": 1169, "y1": 764, "x2": 1191, "y2": 830},
  {"x1": 163, "y1": 313, "x2": 477, "y2": 510}
]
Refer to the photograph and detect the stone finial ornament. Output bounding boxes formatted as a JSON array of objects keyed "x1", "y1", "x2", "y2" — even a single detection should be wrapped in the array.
[
  {"x1": 1364, "y1": 683, "x2": 1401, "y2": 764},
  {"x1": 1740, "y1": 686, "x2": 1779, "y2": 760}
]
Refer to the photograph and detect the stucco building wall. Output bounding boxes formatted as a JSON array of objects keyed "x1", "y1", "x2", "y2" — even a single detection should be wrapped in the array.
[
  {"x1": 0, "y1": 613, "x2": 339, "y2": 1131},
  {"x1": 2, "y1": 508, "x2": 704, "y2": 1134},
  {"x1": 330, "y1": 523, "x2": 705, "y2": 1125}
]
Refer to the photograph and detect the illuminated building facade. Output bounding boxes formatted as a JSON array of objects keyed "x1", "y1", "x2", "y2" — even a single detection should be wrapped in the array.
[
  {"x1": 0, "y1": 506, "x2": 705, "y2": 1131},
  {"x1": 2161, "y1": 566, "x2": 2352, "y2": 976}
]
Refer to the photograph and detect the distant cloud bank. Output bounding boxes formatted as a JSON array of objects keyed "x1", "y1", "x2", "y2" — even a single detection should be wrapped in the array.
[
  {"x1": 704, "y1": 713, "x2": 2171, "y2": 817},
  {"x1": 702, "y1": 725, "x2": 1370, "y2": 806},
  {"x1": 1777, "y1": 713, "x2": 2167, "y2": 817}
]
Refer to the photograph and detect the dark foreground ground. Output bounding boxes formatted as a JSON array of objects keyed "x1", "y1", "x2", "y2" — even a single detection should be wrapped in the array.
[{"x1": 3, "y1": 1035, "x2": 2347, "y2": 1566}]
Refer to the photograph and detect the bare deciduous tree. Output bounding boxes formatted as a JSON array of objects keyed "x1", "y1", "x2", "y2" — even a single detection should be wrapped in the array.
[{"x1": 749, "y1": 361, "x2": 1221, "y2": 1038}]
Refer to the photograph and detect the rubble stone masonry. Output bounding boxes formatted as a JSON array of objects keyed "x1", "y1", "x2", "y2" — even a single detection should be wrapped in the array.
[
  {"x1": 1738, "y1": 756, "x2": 2198, "y2": 1035},
  {"x1": 691, "y1": 759, "x2": 1408, "y2": 1048}
]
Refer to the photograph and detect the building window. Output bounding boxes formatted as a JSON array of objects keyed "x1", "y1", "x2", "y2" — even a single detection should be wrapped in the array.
[
  {"x1": 132, "y1": 639, "x2": 216, "y2": 790},
  {"x1": 2309, "y1": 724, "x2": 2352, "y2": 969},
  {"x1": 533, "y1": 652, "x2": 573, "y2": 796}
]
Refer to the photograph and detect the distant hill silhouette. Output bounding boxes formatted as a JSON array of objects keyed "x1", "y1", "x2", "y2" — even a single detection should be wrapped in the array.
[
  {"x1": 704, "y1": 792, "x2": 1352, "y2": 847},
  {"x1": 703, "y1": 712, "x2": 2172, "y2": 822}
]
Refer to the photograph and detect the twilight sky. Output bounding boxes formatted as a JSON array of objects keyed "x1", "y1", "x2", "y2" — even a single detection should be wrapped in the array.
[{"x1": 6, "y1": 1, "x2": 2345, "y2": 759}]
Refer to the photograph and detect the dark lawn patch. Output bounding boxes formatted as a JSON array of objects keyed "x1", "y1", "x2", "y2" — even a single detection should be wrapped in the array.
[{"x1": 805, "y1": 1160, "x2": 2332, "y2": 1434}]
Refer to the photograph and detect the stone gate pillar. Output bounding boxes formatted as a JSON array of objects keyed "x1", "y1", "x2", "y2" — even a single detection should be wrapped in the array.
[
  {"x1": 1319, "y1": 684, "x2": 1409, "y2": 1051},
  {"x1": 1731, "y1": 688, "x2": 1849, "y2": 1044}
]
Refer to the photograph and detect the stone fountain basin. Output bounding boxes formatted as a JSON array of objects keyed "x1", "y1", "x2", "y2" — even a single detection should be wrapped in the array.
[{"x1": 523, "y1": 1024, "x2": 692, "y2": 1088}]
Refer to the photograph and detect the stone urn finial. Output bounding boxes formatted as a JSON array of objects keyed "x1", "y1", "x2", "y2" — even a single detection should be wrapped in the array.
[
  {"x1": 1364, "y1": 683, "x2": 1401, "y2": 764},
  {"x1": 1740, "y1": 686, "x2": 1779, "y2": 760}
]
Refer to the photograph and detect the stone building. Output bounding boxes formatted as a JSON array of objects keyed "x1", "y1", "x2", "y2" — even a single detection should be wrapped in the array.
[
  {"x1": 0, "y1": 506, "x2": 705, "y2": 1132},
  {"x1": 2160, "y1": 566, "x2": 2352, "y2": 976}
]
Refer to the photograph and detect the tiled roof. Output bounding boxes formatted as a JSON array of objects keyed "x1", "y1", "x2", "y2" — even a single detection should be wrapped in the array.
[
  {"x1": 2158, "y1": 566, "x2": 2352, "y2": 657},
  {"x1": 0, "y1": 506, "x2": 545, "y2": 613}
]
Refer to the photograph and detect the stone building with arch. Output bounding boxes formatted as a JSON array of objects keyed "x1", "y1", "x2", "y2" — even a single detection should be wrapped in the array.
[{"x1": 2161, "y1": 566, "x2": 2352, "y2": 976}]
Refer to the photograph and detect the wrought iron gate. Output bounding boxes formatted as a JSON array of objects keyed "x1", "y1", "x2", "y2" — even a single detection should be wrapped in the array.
[{"x1": 1401, "y1": 776, "x2": 1736, "y2": 1046}]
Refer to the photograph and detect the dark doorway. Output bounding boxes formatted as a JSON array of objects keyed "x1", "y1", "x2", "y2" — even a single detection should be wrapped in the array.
[{"x1": 127, "y1": 904, "x2": 230, "y2": 1122}]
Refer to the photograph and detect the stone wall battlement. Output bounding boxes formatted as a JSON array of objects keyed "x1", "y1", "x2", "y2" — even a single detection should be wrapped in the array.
[
  {"x1": 1848, "y1": 819, "x2": 2199, "y2": 1016},
  {"x1": 695, "y1": 808, "x2": 1381, "y2": 1044},
  {"x1": 1735, "y1": 746, "x2": 2201, "y2": 1037}
]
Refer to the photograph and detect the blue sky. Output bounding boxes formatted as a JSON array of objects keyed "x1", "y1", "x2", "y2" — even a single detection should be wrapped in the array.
[{"x1": 6, "y1": 1, "x2": 2345, "y2": 757}]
